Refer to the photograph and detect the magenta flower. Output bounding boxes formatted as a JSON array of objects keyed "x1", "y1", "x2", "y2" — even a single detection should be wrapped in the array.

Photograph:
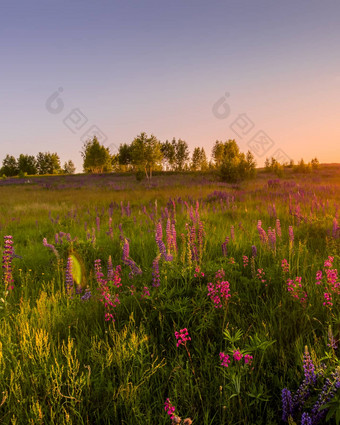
[
  {"x1": 219, "y1": 352, "x2": 231, "y2": 367},
  {"x1": 233, "y1": 350, "x2": 243, "y2": 361},
  {"x1": 244, "y1": 354, "x2": 253, "y2": 365},
  {"x1": 281, "y1": 259, "x2": 289, "y2": 273},
  {"x1": 164, "y1": 398, "x2": 176, "y2": 419},
  {"x1": 175, "y1": 328, "x2": 191, "y2": 347}
]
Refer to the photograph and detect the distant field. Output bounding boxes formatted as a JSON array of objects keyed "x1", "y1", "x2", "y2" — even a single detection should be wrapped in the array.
[{"x1": 0, "y1": 165, "x2": 339, "y2": 424}]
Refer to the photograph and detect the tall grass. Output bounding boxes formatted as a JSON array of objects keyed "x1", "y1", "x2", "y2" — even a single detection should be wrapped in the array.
[{"x1": 0, "y1": 167, "x2": 339, "y2": 424}]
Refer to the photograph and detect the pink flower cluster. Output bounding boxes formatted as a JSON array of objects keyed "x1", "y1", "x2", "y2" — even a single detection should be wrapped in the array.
[
  {"x1": 242, "y1": 255, "x2": 249, "y2": 268},
  {"x1": 281, "y1": 259, "x2": 289, "y2": 274},
  {"x1": 219, "y1": 351, "x2": 253, "y2": 367},
  {"x1": 194, "y1": 266, "x2": 205, "y2": 278},
  {"x1": 257, "y1": 268, "x2": 266, "y2": 284},
  {"x1": 164, "y1": 398, "x2": 176, "y2": 419},
  {"x1": 257, "y1": 220, "x2": 268, "y2": 244},
  {"x1": 286, "y1": 276, "x2": 307, "y2": 304},
  {"x1": 175, "y1": 328, "x2": 191, "y2": 347},
  {"x1": 315, "y1": 256, "x2": 339, "y2": 308},
  {"x1": 96, "y1": 258, "x2": 122, "y2": 321},
  {"x1": 207, "y1": 270, "x2": 231, "y2": 308},
  {"x1": 219, "y1": 352, "x2": 231, "y2": 367}
]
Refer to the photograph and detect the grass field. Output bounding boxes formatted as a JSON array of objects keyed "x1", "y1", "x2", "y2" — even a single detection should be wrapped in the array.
[{"x1": 0, "y1": 165, "x2": 339, "y2": 424}]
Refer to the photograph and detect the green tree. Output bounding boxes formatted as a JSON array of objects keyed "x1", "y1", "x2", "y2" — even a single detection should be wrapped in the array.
[
  {"x1": 219, "y1": 140, "x2": 257, "y2": 183},
  {"x1": 1, "y1": 155, "x2": 18, "y2": 176},
  {"x1": 130, "y1": 132, "x2": 163, "y2": 180},
  {"x1": 81, "y1": 136, "x2": 112, "y2": 173},
  {"x1": 118, "y1": 143, "x2": 133, "y2": 171},
  {"x1": 211, "y1": 140, "x2": 225, "y2": 168},
  {"x1": 18, "y1": 154, "x2": 37, "y2": 175},
  {"x1": 161, "y1": 140, "x2": 176, "y2": 171},
  {"x1": 173, "y1": 138, "x2": 190, "y2": 171},
  {"x1": 36, "y1": 152, "x2": 61, "y2": 174},
  {"x1": 191, "y1": 147, "x2": 208, "y2": 171},
  {"x1": 63, "y1": 160, "x2": 76, "y2": 174}
]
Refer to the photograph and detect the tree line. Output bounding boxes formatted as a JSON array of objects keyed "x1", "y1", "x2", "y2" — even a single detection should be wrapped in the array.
[
  {"x1": 81, "y1": 133, "x2": 257, "y2": 182},
  {"x1": 2, "y1": 132, "x2": 318, "y2": 182},
  {"x1": 0, "y1": 152, "x2": 75, "y2": 177}
]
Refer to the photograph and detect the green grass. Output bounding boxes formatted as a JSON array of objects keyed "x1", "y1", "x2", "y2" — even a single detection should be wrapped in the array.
[{"x1": 0, "y1": 167, "x2": 339, "y2": 424}]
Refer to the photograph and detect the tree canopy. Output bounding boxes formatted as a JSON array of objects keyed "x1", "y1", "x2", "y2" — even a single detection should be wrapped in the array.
[{"x1": 81, "y1": 136, "x2": 112, "y2": 173}]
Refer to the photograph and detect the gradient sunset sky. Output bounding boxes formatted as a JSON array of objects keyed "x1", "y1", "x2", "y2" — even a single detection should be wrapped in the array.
[{"x1": 1, "y1": 0, "x2": 340, "y2": 171}]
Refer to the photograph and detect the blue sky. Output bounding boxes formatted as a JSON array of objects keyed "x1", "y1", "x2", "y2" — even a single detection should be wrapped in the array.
[{"x1": 1, "y1": 0, "x2": 339, "y2": 171}]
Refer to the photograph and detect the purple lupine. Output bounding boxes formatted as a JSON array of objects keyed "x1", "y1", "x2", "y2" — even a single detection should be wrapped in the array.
[
  {"x1": 301, "y1": 412, "x2": 312, "y2": 425},
  {"x1": 81, "y1": 286, "x2": 92, "y2": 301},
  {"x1": 107, "y1": 217, "x2": 113, "y2": 239},
  {"x1": 171, "y1": 222, "x2": 177, "y2": 254},
  {"x1": 230, "y1": 225, "x2": 235, "y2": 241},
  {"x1": 257, "y1": 220, "x2": 268, "y2": 244},
  {"x1": 268, "y1": 227, "x2": 276, "y2": 250},
  {"x1": 327, "y1": 326, "x2": 338, "y2": 349},
  {"x1": 332, "y1": 217, "x2": 339, "y2": 238},
  {"x1": 43, "y1": 237, "x2": 59, "y2": 258},
  {"x1": 95, "y1": 259, "x2": 106, "y2": 285},
  {"x1": 107, "y1": 255, "x2": 114, "y2": 281},
  {"x1": 222, "y1": 237, "x2": 229, "y2": 257},
  {"x1": 155, "y1": 221, "x2": 173, "y2": 261},
  {"x1": 2, "y1": 235, "x2": 14, "y2": 291},
  {"x1": 281, "y1": 388, "x2": 293, "y2": 422},
  {"x1": 152, "y1": 256, "x2": 160, "y2": 287},
  {"x1": 303, "y1": 346, "x2": 316, "y2": 385},
  {"x1": 65, "y1": 256, "x2": 74, "y2": 296},
  {"x1": 310, "y1": 378, "x2": 334, "y2": 423},
  {"x1": 289, "y1": 226, "x2": 294, "y2": 244},
  {"x1": 251, "y1": 245, "x2": 257, "y2": 258},
  {"x1": 122, "y1": 239, "x2": 142, "y2": 277},
  {"x1": 276, "y1": 218, "x2": 282, "y2": 237}
]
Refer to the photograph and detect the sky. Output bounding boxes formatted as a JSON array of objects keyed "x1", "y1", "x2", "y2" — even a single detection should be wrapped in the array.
[{"x1": 1, "y1": 0, "x2": 340, "y2": 171}]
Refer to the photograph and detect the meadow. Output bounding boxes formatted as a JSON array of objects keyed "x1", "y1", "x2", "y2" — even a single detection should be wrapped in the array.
[{"x1": 0, "y1": 165, "x2": 339, "y2": 424}]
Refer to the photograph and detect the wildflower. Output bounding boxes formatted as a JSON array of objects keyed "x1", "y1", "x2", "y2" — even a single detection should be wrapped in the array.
[
  {"x1": 242, "y1": 255, "x2": 249, "y2": 268},
  {"x1": 233, "y1": 350, "x2": 243, "y2": 361},
  {"x1": 276, "y1": 218, "x2": 282, "y2": 237},
  {"x1": 281, "y1": 259, "x2": 289, "y2": 273},
  {"x1": 219, "y1": 352, "x2": 231, "y2": 367},
  {"x1": 257, "y1": 268, "x2": 266, "y2": 284},
  {"x1": 257, "y1": 220, "x2": 268, "y2": 244},
  {"x1": 327, "y1": 326, "x2": 338, "y2": 349},
  {"x1": 152, "y1": 256, "x2": 161, "y2": 287},
  {"x1": 2, "y1": 235, "x2": 14, "y2": 290},
  {"x1": 207, "y1": 273, "x2": 231, "y2": 309},
  {"x1": 43, "y1": 237, "x2": 59, "y2": 258},
  {"x1": 141, "y1": 286, "x2": 150, "y2": 299},
  {"x1": 324, "y1": 256, "x2": 334, "y2": 268},
  {"x1": 281, "y1": 388, "x2": 293, "y2": 422},
  {"x1": 303, "y1": 346, "x2": 316, "y2": 385},
  {"x1": 164, "y1": 398, "x2": 176, "y2": 419},
  {"x1": 301, "y1": 412, "x2": 312, "y2": 425},
  {"x1": 244, "y1": 354, "x2": 253, "y2": 365},
  {"x1": 175, "y1": 328, "x2": 191, "y2": 347},
  {"x1": 81, "y1": 286, "x2": 92, "y2": 301},
  {"x1": 288, "y1": 226, "x2": 294, "y2": 243},
  {"x1": 65, "y1": 256, "x2": 74, "y2": 296},
  {"x1": 251, "y1": 245, "x2": 257, "y2": 258},
  {"x1": 315, "y1": 270, "x2": 322, "y2": 285}
]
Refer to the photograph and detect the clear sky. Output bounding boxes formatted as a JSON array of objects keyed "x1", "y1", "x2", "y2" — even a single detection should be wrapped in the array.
[{"x1": 1, "y1": 0, "x2": 340, "y2": 171}]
